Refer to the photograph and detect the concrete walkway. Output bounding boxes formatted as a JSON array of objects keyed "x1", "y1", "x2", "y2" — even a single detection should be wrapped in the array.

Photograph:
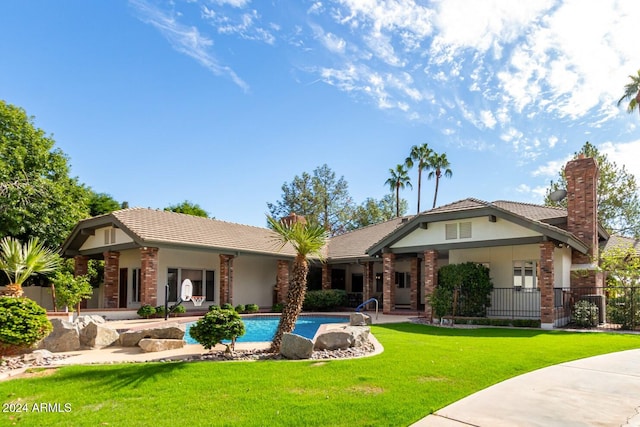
[{"x1": 412, "y1": 348, "x2": 640, "y2": 427}]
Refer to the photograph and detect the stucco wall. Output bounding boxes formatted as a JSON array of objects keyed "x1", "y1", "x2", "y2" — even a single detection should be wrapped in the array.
[
  {"x1": 79, "y1": 226, "x2": 133, "y2": 250},
  {"x1": 231, "y1": 255, "x2": 278, "y2": 307}
]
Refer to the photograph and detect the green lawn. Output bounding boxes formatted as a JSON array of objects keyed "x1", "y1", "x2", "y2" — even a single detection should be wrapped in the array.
[{"x1": 2, "y1": 323, "x2": 640, "y2": 426}]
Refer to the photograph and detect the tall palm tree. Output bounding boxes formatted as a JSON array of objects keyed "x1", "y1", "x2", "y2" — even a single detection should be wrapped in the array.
[
  {"x1": 427, "y1": 152, "x2": 453, "y2": 209},
  {"x1": 0, "y1": 237, "x2": 60, "y2": 297},
  {"x1": 267, "y1": 216, "x2": 328, "y2": 353},
  {"x1": 617, "y1": 70, "x2": 640, "y2": 116},
  {"x1": 405, "y1": 143, "x2": 433, "y2": 214},
  {"x1": 385, "y1": 164, "x2": 413, "y2": 217}
]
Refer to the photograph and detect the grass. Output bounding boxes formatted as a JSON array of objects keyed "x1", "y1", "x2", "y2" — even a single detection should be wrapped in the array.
[{"x1": 2, "y1": 323, "x2": 640, "y2": 426}]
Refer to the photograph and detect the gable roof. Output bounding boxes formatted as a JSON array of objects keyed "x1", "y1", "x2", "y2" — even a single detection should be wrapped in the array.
[
  {"x1": 326, "y1": 216, "x2": 412, "y2": 262},
  {"x1": 61, "y1": 208, "x2": 298, "y2": 258},
  {"x1": 366, "y1": 198, "x2": 591, "y2": 256}
]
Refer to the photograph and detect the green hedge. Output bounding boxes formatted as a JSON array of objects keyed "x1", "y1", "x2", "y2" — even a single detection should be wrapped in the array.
[{"x1": 303, "y1": 289, "x2": 347, "y2": 311}]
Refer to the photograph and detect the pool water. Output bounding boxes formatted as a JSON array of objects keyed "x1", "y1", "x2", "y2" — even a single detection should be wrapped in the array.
[{"x1": 185, "y1": 315, "x2": 348, "y2": 344}]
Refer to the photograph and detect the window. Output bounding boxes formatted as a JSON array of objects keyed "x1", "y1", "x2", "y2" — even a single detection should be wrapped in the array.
[
  {"x1": 167, "y1": 268, "x2": 215, "y2": 302},
  {"x1": 131, "y1": 268, "x2": 141, "y2": 303},
  {"x1": 445, "y1": 222, "x2": 472, "y2": 240},
  {"x1": 513, "y1": 261, "x2": 537, "y2": 290},
  {"x1": 103, "y1": 228, "x2": 116, "y2": 244},
  {"x1": 395, "y1": 272, "x2": 410, "y2": 289}
]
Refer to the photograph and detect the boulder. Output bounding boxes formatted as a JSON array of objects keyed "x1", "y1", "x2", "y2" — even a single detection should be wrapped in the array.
[
  {"x1": 350, "y1": 312, "x2": 372, "y2": 326},
  {"x1": 314, "y1": 326, "x2": 371, "y2": 351},
  {"x1": 74, "y1": 314, "x2": 106, "y2": 329},
  {"x1": 80, "y1": 322, "x2": 120, "y2": 349},
  {"x1": 119, "y1": 323, "x2": 186, "y2": 347},
  {"x1": 39, "y1": 319, "x2": 80, "y2": 352},
  {"x1": 280, "y1": 333, "x2": 314, "y2": 360},
  {"x1": 138, "y1": 339, "x2": 185, "y2": 353}
]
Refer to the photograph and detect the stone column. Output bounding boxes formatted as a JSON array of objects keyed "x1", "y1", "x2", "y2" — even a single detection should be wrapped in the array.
[
  {"x1": 103, "y1": 251, "x2": 120, "y2": 308},
  {"x1": 362, "y1": 261, "x2": 374, "y2": 305},
  {"x1": 74, "y1": 255, "x2": 89, "y2": 277},
  {"x1": 423, "y1": 250, "x2": 439, "y2": 322},
  {"x1": 322, "y1": 264, "x2": 332, "y2": 290},
  {"x1": 219, "y1": 254, "x2": 235, "y2": 304},
  {"x1": 410, "y1": 257, "x2": 419, "y2": 311},
  {"x1": 382, "y1": 252, "x2": 396, "y2": 314},
  {"x1": 276, "y1": 260, "x2": 290, "y2": 303},
  {"x1": 539, "y1": 241, "x2": 555, "y2": 329},
  {"x1": 140, "y1": 247, "x2": 159, "y2": 306}
]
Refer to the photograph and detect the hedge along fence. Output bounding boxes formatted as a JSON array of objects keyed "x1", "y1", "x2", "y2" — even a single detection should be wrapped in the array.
[{"x1": 430, "y1": 262, "x2": 494, "y2": 318}]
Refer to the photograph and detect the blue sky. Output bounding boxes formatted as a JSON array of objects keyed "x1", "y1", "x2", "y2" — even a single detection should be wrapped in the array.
[{"x1": 1, "y1": 0, "x2": 639, "y2": 227}]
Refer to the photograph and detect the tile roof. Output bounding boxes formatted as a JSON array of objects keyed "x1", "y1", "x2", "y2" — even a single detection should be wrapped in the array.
[
  {"x1": 603, "y1": 235, "x2": 640, "y2": 255},
  {"x1": 108, "y1": 208, "x2": 298, "y2": 257},
  {"x1": 327, "y1": 217, "x2": 412, "y2": 261}
]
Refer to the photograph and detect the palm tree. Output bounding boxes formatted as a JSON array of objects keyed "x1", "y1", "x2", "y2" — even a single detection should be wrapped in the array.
[
  {"x1": 268, "y1": 216, "x2": 328, "y2": 353},
  {"x1": 617, "y1": 70, "x2": 640, "y2": 116},
  {"x1": 427, "y1": 152, "x2": 453, "y2": 209},
  {"x1": 405, "y1": 143, "x2": 433, "y2": 214},
  {"x1": 385, "y1": 164, "x2": 413, "y2": 217},
  {"x1": 0, "y1": 237, "x2": 60, "y2": 297}
]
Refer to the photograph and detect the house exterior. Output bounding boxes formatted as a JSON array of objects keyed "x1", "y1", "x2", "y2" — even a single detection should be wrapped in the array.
[{"x1": 60, "y1": 156, "x2": 614, "y2": 328}]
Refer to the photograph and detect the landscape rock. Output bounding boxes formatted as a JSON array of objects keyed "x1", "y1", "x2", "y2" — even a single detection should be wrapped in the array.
[
  {"x1": 314, "y1": 326, "x2": 371, "y2": 351},
  {"x1": 80, "y1": 322, "x2": 120, "y2": 348},
  {"x1": 74, "y1": 314, "x2": 106, "y2": 329},
  {"x1": 350, "y1": 312, "x2": 372, "y2": 326},
  {"x1": 39, "y1": 319, "x2": 80, "y2": 352},
  {"x1": 280, "y1": 333, "x2": 314, "y2": 360},
  {"x1": 21, "y1": 349, "x2": 54, "y2": 364},
  {"x1": 119, "y1": 323, "x2": 186, "y2": 347},
  {"x1": 138, "y1": 339, "x2": 185, "y2": 353}
]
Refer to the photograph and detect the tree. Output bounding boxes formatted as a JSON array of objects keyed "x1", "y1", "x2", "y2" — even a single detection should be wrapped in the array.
[
  {"x1": 267, "y1": 165, "x2": 353, "y2": 235},
  {"x1": 0, "y1": 237, "x2": 59, "y2": 297},
  {"x1": 188, "y1": 307, "x2": 245, "y2": 353},
  {"x1": 50, "y1": 270, "x2": 93, "y2": 314},
  {"x1": 599, "y1": 245, "x2": 640, "y2": 329},
  {"x1": 267, "y1": 215, "x2": 328, "y2": 353},
  {"x1": 347, "y1": 194, "x2": 409, "y2": 230},
  {"x1": 0, "y1": 100, "x2": 91, "y2": 247},
  {"x1": 427, "y1": 152, "x2": 453, "y2": 209},
  {"x1": 545, "y1": 142, "x2": 640, "y2": 237},
  {"x1": 617, "y1": 69, "x2": 640, "y2": 117},
  {"x1": 405, "y1": 143, "x2": 433, "y2": 213},
  {"x1": 88, "y1": 192, "x2": 121, "y2": 216},
  {"x1": 385, "y1": 164, "x2": 412, "y2": 217},
  {"x1": 164, "y1": 200, "x2": 209, "y2": 218}
]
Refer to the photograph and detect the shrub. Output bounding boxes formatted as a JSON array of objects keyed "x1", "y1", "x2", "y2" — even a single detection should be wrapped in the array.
[
  {"x1": 50, "y1": 270, "x2": 93, "y2": 314},
  {"x1": 431, "y1": 262, "x2": 493, "y2": 318},
  {"x1": 208, "y1": 304, "x2": 220, "y2": 312},
  {"x1": 0, "y1": 297, "x2": 53, "y2": 357},
  {"x1": 155, "y1": 306, "x2": 166, "y2": 317},
  {"x1": 221, "y1": 303, "x2": 234, "y2": 311},
  {"x1": 245, "y1": 303, "x2": 259, "y2": 314},
  {"x1": 235, "y1": 304, "x2": 246, "y2": 314},
  {"x1": 189, "y1": 309, "x2": 245, "y2": 352},
  {"x1": 172, "y1": 305, "x2": 186, "y2": 316},
  {"x1": 572, "y1": 300, "x2": 599, "y2": 328},
  {"x1": 137, "y1": 304, "x2": 156, "y2": 319},
  {"x1": 271, "y1": 303, "x2": 284, "y2": 313},
  {"x1": 303, "y1": 289, "x2": 347, "y2": 311}
]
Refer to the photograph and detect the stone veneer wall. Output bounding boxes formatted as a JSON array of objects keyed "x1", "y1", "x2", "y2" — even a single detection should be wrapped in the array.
[
  {"x1": 219, "y1": 254, "x2": 234, "y2": 304},
  {"x1": 382, "y1": 253, "x2": 395, "y2": 314},
  {"x1": 539, "y1": 241, "x2": 555, "y2": 326},
  {"x1": 423, "y1": 250, "x2": 438, "y2": 322}
]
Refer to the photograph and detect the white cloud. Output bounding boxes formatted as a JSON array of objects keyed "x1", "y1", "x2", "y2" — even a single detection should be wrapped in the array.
[
  {"x1": 130, "y1": 0, "x2": 249, "y2": 91},
  {"x1": 213, "y1": 0, "x2": 251, "y2": 7},
  {"x1": 532, "y1": 156, "x2": 573, "y2": 178},
  {"x1": 600, "y1": 140, "x2": 640, "y2": 180},
  {"x1": 479, "y1": 110, "x2": 497, "y2": 129}
]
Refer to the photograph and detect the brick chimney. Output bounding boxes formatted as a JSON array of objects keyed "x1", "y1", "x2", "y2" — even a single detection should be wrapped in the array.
[
  {"x1": 565, "y1": 155, "x2": 599, "y2": 264},
  {"x1": 280, "y1": 213, "x2": 307, "y2": 227}
]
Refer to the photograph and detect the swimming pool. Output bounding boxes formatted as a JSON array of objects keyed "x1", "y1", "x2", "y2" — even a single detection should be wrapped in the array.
[{"x1": 185, "y1": 315, "x2": 348, "y2": 344}]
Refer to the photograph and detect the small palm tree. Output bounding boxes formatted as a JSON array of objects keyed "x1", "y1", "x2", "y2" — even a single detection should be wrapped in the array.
[
  {"x1": 427, "y1": 152, "x2": 453, "y2": 209},
  {"x1": 268, "y1": 216, "x2": 328, "y2": 353},
  {"x1": 385, "y1": 164, "x2": 413, "y2": 217},
  {"x1": 617, "y1": 70, "x2": 640, "y2": 116},
  {"x1": 0, "y1": 237, "x2": 60, "y2": 297},
  {"x1": 405, "y1": 143, "x2": 433, "y2": 214}
]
